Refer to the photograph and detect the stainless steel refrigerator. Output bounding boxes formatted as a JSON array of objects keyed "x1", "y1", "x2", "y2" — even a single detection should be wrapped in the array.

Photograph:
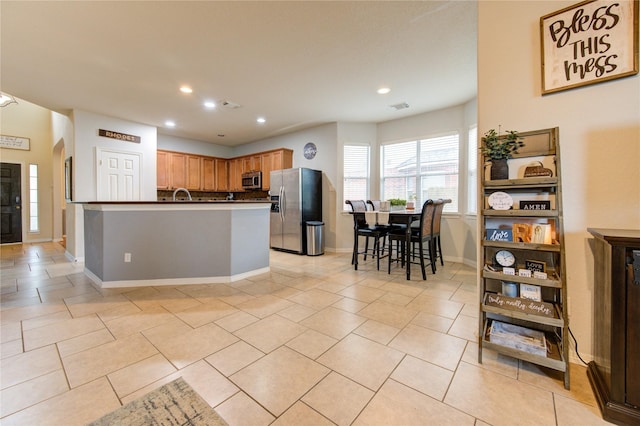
[{"x1": 270, "y1": 168, "x2": 322, "y2": 254}]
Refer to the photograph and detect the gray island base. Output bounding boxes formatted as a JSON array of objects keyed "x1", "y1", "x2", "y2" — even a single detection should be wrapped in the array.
[{"x1": 82, "y1": 202, "x2": 271, "y2": 288}]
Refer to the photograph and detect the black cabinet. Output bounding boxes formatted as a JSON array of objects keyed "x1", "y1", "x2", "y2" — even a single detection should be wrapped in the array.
[{"x1": 587, "y1": 228, "x2": 640, "y2": 425}]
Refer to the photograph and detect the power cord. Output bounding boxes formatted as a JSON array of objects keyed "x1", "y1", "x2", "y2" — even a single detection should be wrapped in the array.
[{"x1": 568, "y1": 326, "x2": 588, "y2": 365}]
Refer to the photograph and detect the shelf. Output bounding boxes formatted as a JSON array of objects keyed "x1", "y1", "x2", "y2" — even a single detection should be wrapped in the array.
[
  {"x1": 482, "y1": 270, "x2": 562, "y2": 288},
  {"x1": 484, "y1": 177, "x2": 558, "y2": 189},
  {"x1": 482, "y1": 239, "x2": 561, "y2": 252},
  {"x1": 482, "y1": 293, "x2": 564, "y2": 326},
  {"x1": 479, "y1": 127, "x2": 568, "y2": 389},
  {"x1": 483, "y1": 209, "x2": 559, "y2": 218},
  {"x1": 482, "y1": 319, "x2": 566, "y2": 372}
]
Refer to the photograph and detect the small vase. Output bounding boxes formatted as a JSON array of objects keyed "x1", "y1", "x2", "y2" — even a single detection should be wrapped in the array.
[{"x1": 490, "y1": 159, "x2": 509, "y2": 180}]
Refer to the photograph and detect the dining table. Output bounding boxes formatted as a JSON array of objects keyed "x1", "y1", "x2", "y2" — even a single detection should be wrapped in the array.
[{"x1": 350, "y1": 208, "x2": 422, "y2": 280}]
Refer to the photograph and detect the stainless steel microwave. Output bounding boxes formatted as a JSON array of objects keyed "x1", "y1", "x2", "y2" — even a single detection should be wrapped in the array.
[{"x1": 241, "y1": 171, "x2": 262, "y2": 190}]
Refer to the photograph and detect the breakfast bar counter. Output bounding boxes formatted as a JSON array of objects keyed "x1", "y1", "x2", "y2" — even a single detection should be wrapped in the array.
[{"x1": 82, "y1": 201, "x2": 271, "y2": 288}]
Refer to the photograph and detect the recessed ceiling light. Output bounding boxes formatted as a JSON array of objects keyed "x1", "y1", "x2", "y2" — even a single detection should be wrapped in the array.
[
  {"x1": 377, "y1": 87, "x2": 391, "y2": 95},
  {"x1": 203, "y1": 101, "x2": 216, "y2": 108},
  {"x1": 165, "y1": 120, "x2": 176, "y2": 127},
  {"x1": 180, "y1": 86, "x2": 193, "y2": 94},
  {"x1": 257, "y1": 117, "x2": 266, "y2": 124}
]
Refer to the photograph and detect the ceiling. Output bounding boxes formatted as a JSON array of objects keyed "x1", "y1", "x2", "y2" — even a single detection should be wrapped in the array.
[{"x1": 1, "y1": 1, "x2": 477, "y2": 147}]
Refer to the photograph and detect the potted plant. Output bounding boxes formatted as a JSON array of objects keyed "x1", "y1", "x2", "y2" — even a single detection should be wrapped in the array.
[
  {"x1": 481, "y1": 128, "x2": 524, "y2": 180},
  {"x1": 388, "y1": 198, "x2": 407, "y2": 211}
]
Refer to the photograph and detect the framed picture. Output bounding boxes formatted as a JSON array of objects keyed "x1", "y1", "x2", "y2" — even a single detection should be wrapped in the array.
[
  {"x1": 540, "y1": 0, "x2": 639, "y2": 94},
  {"x1": 64, "y1": 157, "x2": 73, "y2": 202}
]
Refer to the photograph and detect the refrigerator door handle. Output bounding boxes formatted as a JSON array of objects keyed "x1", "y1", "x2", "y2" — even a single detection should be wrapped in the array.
[
  {"x1": 278, "y1": 186, "x2": 281, "y2": 221},
  {"x1": 280, "y1": 186, "x2": 286, "y2": 222}
]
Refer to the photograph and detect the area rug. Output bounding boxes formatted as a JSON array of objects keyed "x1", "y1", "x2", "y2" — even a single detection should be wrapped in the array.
[{"x1": 87, "y1": 377, "x2": 228, "y2": 426}]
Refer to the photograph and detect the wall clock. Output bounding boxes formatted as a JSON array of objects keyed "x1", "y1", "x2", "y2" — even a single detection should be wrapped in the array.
[
  {"x1": 494, "y1": 249, "x2": 516, "y2": 268},
  {"x1": 304, "y1": 142, "x2": 317, "y2": 159}
]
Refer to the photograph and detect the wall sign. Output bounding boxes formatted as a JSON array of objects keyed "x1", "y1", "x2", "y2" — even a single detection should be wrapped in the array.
[
  {"x1": 98, "y1": 129, "x2": 141, "y2": 143},
  {"x1": 484, "y1": 293, "x2": 557, "y2": 318},
  {"x1": 540, "y1": 0, "x2": 639, "y2": 94},
  {"x1": 0, "y1": 134, "x2": 30, "y2": 150},
  {"x1": 520, "y1": 200, "x2": 551, "y2": 210}
]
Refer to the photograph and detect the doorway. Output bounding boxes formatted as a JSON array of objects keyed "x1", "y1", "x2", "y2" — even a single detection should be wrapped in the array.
[{"x1": 0, "y1": 162, "x2": 22, "y2": 243}]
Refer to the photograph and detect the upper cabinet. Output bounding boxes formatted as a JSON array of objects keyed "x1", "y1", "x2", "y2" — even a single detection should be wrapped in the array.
[
  {"x1": 157, "y1": 148, "x2": 292, "y2": 192},
  {"x1": 228, "y1": 158, "x2": 244, "y2": 192},
  {"x1": 157, "y1": 151, "x2": 170, "y2": 189},
  {"x1": 262, "y1": 149, "x2": 293, "y2": 190},
  {"x1": 157, "y1": 151, "x2": 206, "y2": 191}
]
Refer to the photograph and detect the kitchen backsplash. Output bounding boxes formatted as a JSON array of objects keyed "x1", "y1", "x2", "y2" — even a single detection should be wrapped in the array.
[{"x1": 157, "y1": 190, "x2": 270, "y2": 201}]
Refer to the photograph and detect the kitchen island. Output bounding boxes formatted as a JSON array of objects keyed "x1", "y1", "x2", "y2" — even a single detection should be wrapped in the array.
[{"x1": 82, "y1": 201, "x2": 271, "y2": 288}]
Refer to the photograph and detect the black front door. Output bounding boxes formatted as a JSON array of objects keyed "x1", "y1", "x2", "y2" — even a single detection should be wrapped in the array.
[{"x1": 0, "y1": 163, "x2": 22, "y2": 243}]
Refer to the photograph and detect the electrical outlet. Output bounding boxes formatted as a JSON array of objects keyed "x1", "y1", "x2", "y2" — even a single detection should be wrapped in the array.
[{"x1": 124, "y1": 253, "x2": 131, "y2": 263}]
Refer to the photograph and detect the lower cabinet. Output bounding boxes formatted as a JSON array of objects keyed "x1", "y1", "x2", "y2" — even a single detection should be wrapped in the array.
[{"x1": 587, "y1": 228, "x2": 640, "y2": 426}]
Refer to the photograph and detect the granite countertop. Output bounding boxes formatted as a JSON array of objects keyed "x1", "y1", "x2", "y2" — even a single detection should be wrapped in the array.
[{"x1": 83, "y1": 200, "x2": 272, "y2": 204}]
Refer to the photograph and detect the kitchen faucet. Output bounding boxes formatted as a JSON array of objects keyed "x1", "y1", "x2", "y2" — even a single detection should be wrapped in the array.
[{"x1": 172, "y1": 187, "x2": 192, "y2": 201}]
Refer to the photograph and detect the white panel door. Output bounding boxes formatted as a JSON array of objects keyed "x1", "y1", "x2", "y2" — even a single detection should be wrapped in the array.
[{"x1": 97, "y1": 149, "x2": 141, "y2": 201}]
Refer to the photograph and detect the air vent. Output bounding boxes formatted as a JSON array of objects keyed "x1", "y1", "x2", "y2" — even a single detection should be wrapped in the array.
[
  {"x1": 390, "y1": 102, "x2": 409, "y2": 111},
  {"x1": 221, "y1": 100, "x2": 242, "y2": 109}
]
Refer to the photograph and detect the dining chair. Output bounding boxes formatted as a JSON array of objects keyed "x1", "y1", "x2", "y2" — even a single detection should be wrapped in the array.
[
  {"x1": 387, "y1": 199, "x2": 436, "y2": 280},
  {"x1": 432, "y1": 198, "x2": 451, "y2": 268},
  {"x1": 346, "y1": 200, "x2": 388, "y2": 270}
]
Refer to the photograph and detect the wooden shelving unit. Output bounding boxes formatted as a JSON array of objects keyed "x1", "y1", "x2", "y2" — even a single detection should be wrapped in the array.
[{"x1": 478, "y1": 127, "x2": 569, "y2": 389}]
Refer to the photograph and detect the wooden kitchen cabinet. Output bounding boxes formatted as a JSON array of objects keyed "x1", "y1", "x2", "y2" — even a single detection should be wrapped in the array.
[
  {"x1": 157, "y1": 148, "x2": 292, "y2": 192},
  {"x1": 169, "y1": 152, "x2": 201, "y2": 190},
  {"x1": 587, "y1": 229, "x2": 640, "y2": 425},
  {"x1": 228, "y1": 158, "x2": 244, "y2": 191},
  {"x1": 157, "y1": 151, "x2": 170, "y2": 189},
  {"x1": 169, "y1": 152, "x2": 187, "y2": 189},
  {"x1": 186, "y1": 155, "x2": 202, "y2": 190},
  {"x1": 202, "y1": 157, "x2": 216, "y2": 191},
  {"x1": 261, "y1": 149, "x2": 293, "y2": 190},
  {"x1": 243, "y1": 155, "x2": 262, "y2": 173},
  {"x1": 215, "y1": 158, "x2": 228, "y2": 191}
]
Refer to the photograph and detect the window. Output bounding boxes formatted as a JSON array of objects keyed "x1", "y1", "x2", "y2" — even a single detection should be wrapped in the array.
[
  {"x1": 467, "y1": 125, "x2": 478, "y2": 214},
  {"x1": 343, "y1": 144, "x2": 370, "y2": 209},
  {"x1": 381, "y1": 134, "x2": 459, "y2": 212},
  {"x1": 29, "y1": 164, "x2": 39, "y2": 232}
]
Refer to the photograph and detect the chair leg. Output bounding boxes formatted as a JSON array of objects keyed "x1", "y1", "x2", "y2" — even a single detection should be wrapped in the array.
[
  {"x1": 437, "y1": 236, "x2": 444, "y2": 266},
  {"x1": 363, "y1": 237, "x2": 370, "y2": 260},
  {"x1": 418, "y1": 240, "x2": 427, "y2": 280},
  {"x1": 429, "y1": 239, "x2": 436, "y2": 274}
]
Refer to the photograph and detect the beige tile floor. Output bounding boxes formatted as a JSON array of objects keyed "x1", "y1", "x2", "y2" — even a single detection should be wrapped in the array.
[{"x1": 0, "y1": 242, "x2": 612, "y2": 426}]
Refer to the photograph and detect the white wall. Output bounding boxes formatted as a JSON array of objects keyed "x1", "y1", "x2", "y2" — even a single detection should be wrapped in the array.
[
  {"x1": 157, "y1": 134, "x2": 233, "y2": 158},
  {"x1": 72, "y1": 110, "x2": 158, "y2": 202},
  {"x1": 478, "y1": 1, "x2": 640, "y2": 363},
  {"x1": 234, "y1": 123, "x2": 340, "y2": 249},
  {"x1": 63, "y1": 110, "x2": 158, "y2": 260},
  {"x1": 0, "y1": 98, "x2": 54, "y2": 243}
]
